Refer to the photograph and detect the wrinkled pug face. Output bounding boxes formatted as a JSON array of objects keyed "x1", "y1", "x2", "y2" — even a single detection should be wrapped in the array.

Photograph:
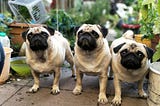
[
  {"x1": 113, "y1": 42, "x2": 154, "y2": 70},
  {"x1": 75, "y1": 24, "x2": 108, "y2": 51},
  {"x1": 22, "y1": 26, "x2": 55, "y2": 51}
]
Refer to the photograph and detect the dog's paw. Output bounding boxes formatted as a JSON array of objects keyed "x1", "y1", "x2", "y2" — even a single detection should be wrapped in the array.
[
  {"x1": 139, "y1": 91, "x2": 148, "y2": 98},
  {"x1": 27, "y1": 85, "x2": 39, "y2": 93},
  {"x1": 51, "y1": 85, "x2": 60, "y2": 95},
  {"x1": 71, "y1": 74, "x2": 76, "y2": 78},
  {"x1": 112, "y1": 96, "x2": 122, "y2": 105},
  {"x1": 73, "y1": 86, "x2": 82, "y2": 95},
  {"x1": 98, "y1": 93, "x2": 108, "y2": 104}
]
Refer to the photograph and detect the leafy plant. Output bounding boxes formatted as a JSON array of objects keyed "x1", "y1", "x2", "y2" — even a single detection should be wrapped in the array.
[
  {"x1": 153, "y1": 17, "x2": 160, "y2": 34},
  {"x1": 152, "y1": 0, "x2": 160, "y2": 35},
  {"x1": 139, "y1": 0, "x2": 159, "y2": 39},
  {"x1": 46, "y1": 10, "x2": 75, "y2": 49},
  {"x1": 68, "y1": 9, "x2": 90, "y2": 26},
  {"x1": 0, "y1": 25, "x2": 9, "y2": 34},
  {"x1": 139, "y1": 2, "x2": 153, "y2": 39},
  {"x1": 138, "y1": 0, "x2": 160, "y2": 62},
  {"x1": 81, "y1": 0, "x2": 110, "y2": 24},
  {"x1": 10, "y1": 43, "x2": 21, "y2": 52},
  {"x1": 68, "y1": 0, "x2": 110, "y2": 25}
]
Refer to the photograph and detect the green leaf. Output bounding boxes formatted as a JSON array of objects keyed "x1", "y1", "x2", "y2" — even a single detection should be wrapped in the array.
[
  {"x1": 153, "y1": 42, "x2": 160, "y2": 62},
  {"x1": 157, "y1": 0, "x2": 160, "y2": 16},
  {"x1": 153, "y1": 17, "x2": 160, "y2": 34},
  {"x1": 141, "y1": 5, "x2": 148, "y2": 19}
]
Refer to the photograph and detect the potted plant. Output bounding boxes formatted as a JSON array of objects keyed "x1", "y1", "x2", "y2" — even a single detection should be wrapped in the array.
[
  {"x1": 139, "y1": 0, "x2": 160, "y2": 50},
  {"x1": 121, "y1": 2, "x2": 141, "y2": 34}
]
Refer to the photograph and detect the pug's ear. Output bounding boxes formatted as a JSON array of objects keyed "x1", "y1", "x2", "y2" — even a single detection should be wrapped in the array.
[
  {"x1": 100, "y1": 26, "x2": 108, "y2": 38},
  {"x1": 21, "y1": 29, "x2": 29, "y2": 41},
  {"x1": 144, "y1": 46, "x2": 154, "y2": 59},
  {"x1": 97, "y1": 25, "x2": 108, "y2": 38},
  {"x1": 43, "y1": 26, "x2": 55, "y2": 35},
  {"x1": 113, "y1": 43, "x2": 126, "y2": 53},
  {"x1": 74, "y1": 26, "x2": 80, "y2": 36}
]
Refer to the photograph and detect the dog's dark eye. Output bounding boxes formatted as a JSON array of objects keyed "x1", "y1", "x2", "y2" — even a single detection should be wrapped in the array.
[
  {"x1": 120, "y1": 49, "x2": 128, "y2": 56},
  {"x1": 41, "y1": 32, "x2": 49, "y2": 37},
  {"x1": 136, "y1": 51, "x2": 144, "y2": 58},
  {"x1": 91, "y1": 30, "x2": 99, "y2": 38},
  {"x1": 27, "y1": 33, "x2": 33, "y2": 39}
]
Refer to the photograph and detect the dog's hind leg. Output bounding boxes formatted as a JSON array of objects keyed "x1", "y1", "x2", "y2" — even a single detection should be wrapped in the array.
[
  {"x1": 65, "y1": 48, "x2": 75, "y2": 77},
  {"x1": 108, "y1": 66, "x2": 113, "y2": 80}
]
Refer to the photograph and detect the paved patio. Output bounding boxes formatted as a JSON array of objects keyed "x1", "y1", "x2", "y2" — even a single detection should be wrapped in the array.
[{"x1": 0, "y1": 65, "x2": 149, "y2": 106}]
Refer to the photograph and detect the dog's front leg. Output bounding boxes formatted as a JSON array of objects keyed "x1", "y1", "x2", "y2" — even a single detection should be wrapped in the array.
[
  {"x1": 73, "y1": 69, "x2": 83, "y2": 95},
  {"x1": 28, "y1": 70, "x2": 40, "y2": 93},
  {"x1": 51, "y1": 67, "x2": 60, "y2": 95},
  {"x1": 112, "y1": 74, "x2": 122, "y2": 105},
  {"x1": 98, "y1": 72, "x2": 108, "y2": 104},
  {"x1": 138, "y1": 78, "x2": 147, "y2": 98}
]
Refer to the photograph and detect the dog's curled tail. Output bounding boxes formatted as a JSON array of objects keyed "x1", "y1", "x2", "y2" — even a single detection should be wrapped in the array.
[{"x1": 122, "y1": 30, "x2": 134, "y2": 40}]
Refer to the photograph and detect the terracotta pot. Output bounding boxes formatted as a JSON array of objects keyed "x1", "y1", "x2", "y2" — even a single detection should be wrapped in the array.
[
  {"x1": 122, "y1": 24, "x2": 140, "y2": 34},
  {"x1": 151, "y1": 34, "x2": 160, "y2": 51},
  {"x1": 122, "y1": 24, "x2": 140, "y2": 29}
]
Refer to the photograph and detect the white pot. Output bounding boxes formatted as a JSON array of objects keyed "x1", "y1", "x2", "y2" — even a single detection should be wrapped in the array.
[
  {"x1": 147, "y1": 62, "x2": 160, "y2": 106},
  {"x1": 0, "y1": 47, "x2": 13, "y2": 84}
]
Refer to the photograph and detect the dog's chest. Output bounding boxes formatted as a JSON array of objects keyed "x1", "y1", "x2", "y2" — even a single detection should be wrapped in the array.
[
  {"x1": 117, "y1": 66, "x2": 148, "y2": 82},
  {"x1": 28, "y1": 56, "x2": 54, "y2": 72},
  {"x1": 75, "y1": 54, "x2": 107, "y2": 73},
  {"x1": 27, "y1": 50, "x2": 64, "y2": 73}
]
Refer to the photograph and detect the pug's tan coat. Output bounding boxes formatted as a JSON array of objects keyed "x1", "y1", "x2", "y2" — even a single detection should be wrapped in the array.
[
  {"x1": 73, "y1": 24, "x2": 111, "y2": 104},
  {"x1": 110, "y1": 30, "x2": 152, "y2": 105},
  {"x1": 23, "y1": 27, "x2": 75, "y2": 94}
]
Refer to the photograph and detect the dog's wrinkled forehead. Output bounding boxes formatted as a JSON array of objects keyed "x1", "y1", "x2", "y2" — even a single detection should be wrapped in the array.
[
  {"x1": 123, "y1": 41, "x2": 145, "y2": 52},
  {"x1": 28, "y1": 26, "x2": 50, "y2": 35},
  {"x1": 78, "y1": 24, "x2": 100, "y2": 33}
]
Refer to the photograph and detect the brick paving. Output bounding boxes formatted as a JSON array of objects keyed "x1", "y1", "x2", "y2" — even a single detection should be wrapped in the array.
[{"x1": 0, "y1": 66, "x2": 148, "y2": 106}]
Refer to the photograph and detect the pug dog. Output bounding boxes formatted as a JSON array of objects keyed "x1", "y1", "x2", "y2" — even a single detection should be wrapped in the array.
[
  {"x1": 22, "y1": 26, "x2": 75, "y2": 94},
  {"x1": 110, "y1": 30, "x2": 154, "y2": 105},
  {"x1": 73, "y1": 24, "x2": 111, "y2": 104}
]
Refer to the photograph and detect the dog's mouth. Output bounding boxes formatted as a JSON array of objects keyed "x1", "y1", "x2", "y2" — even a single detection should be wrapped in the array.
[
  {"x1": 121, "y1": 59, "x2": 141, "y2": 70},
  {"x1": 77, "y1": 32, "x2": 97, "y2": 51}
]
